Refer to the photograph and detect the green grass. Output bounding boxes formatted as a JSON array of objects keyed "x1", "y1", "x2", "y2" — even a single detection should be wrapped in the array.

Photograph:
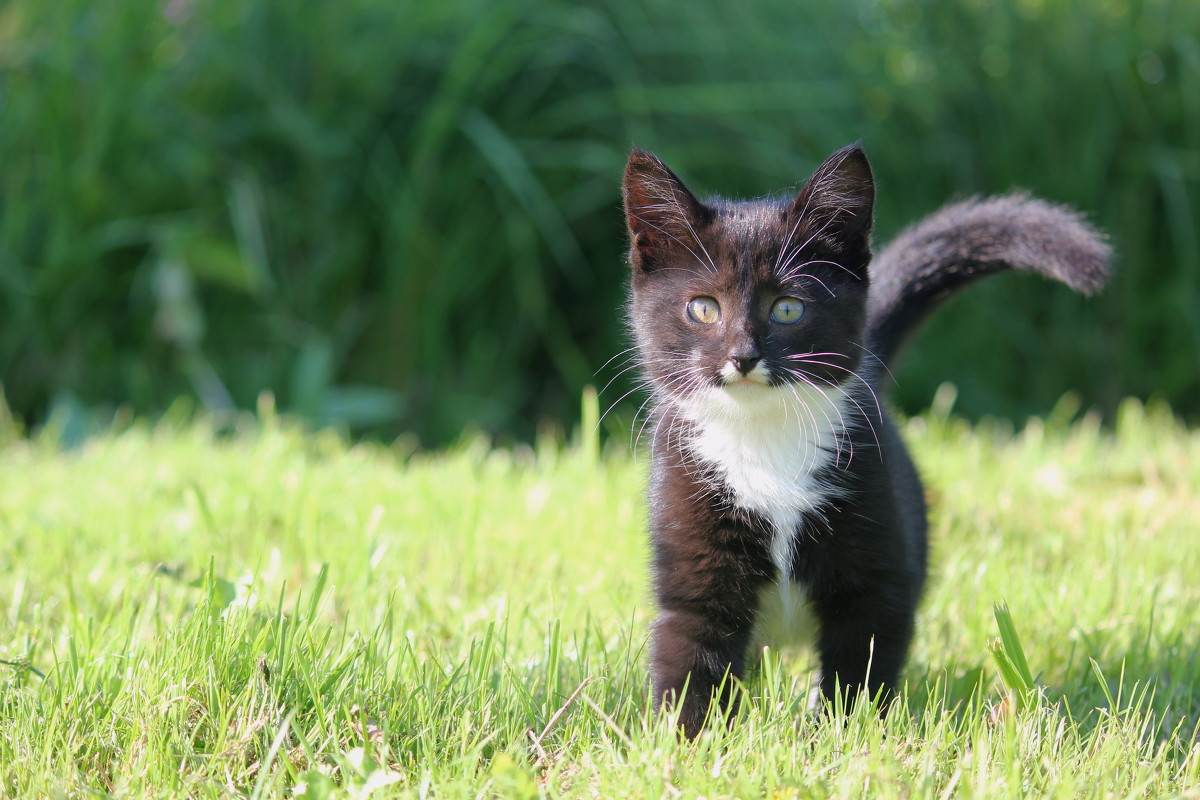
[{"x1": 2, "y1": 396, "x2": 1199, "y2": 798}]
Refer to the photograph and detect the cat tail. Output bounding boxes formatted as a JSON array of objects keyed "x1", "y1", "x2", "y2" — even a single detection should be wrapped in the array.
[{"x1": 865, "y1": 193, "x2": 1111, "y2": 366}]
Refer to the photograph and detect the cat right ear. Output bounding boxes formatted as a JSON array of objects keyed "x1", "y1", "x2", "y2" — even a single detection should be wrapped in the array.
[
  {"x1": 787, "y1": 144, "x2": 875, "y2": 250},
  {"x1": 622, "y1": 149, "x2": 712, "y2": 271}
]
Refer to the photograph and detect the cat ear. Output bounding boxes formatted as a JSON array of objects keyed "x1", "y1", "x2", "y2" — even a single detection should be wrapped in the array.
[
  {"x1": 623, "y1": 149, "x2": 712, "y2": 271},
  {"x1": 787, "y1": 144, "x2": 875, "y2": 253}
]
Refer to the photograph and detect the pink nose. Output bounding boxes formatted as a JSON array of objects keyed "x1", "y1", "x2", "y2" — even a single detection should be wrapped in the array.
[{"x1": 731, "y1": 355, "x2": 761, "y2": 374}]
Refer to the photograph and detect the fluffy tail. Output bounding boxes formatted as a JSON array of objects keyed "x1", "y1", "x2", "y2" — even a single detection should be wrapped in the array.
[{"x1": 866, "y1": 193, "x2": 1111, "y2": 366}]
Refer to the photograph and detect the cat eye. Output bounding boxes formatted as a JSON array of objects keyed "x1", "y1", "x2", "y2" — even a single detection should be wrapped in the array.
[
  {"x1": 687, "y1": 296, "x2": 720, "y2": 324},
  {"x1": 770, "y1": 297, "x2": 806, "y2": 324}
]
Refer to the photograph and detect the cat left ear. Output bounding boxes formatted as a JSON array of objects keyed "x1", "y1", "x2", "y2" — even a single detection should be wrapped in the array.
[
  {"x1": 787, "y1": 144, "x2": 875, "y2": 255},
  {"x1": 623, "y1": 149, "x2": 712, "y2": 272}
]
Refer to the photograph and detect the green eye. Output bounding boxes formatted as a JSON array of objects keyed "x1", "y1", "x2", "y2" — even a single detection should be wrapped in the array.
[
  {"x1": 687, "y1": 296, "x2": 720, "y2": 324},
  {"x1": 770, "y1": 297, "x2": 806, "y2": 324}
]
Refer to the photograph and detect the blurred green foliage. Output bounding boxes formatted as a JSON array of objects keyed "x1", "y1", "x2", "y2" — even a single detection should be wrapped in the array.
[{"x1": 1, "y1": 0, "x2": 1197, "y2": 444}]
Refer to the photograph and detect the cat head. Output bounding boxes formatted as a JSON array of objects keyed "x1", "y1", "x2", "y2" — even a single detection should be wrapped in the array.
[{"x1": 622, "y1": 145, "x2": 875, "y2": 412}]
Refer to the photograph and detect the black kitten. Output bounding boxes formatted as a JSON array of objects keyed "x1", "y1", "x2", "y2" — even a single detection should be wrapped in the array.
[{"x1": 621, "y1": 144, "x2": 1109, "y2": 737}]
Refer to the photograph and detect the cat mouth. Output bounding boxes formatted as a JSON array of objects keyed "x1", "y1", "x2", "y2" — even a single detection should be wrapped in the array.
[{"x1": 719, "y1": 361, "x2": 771, "y2": 387}]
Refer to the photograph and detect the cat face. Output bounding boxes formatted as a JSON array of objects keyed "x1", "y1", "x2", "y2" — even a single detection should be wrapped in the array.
[{"x1": 622, "y1": 146, "x2": 876, "y2": 409}]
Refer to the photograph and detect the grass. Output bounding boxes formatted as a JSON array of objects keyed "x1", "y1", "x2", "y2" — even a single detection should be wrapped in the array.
[{"x1": 1, "y1": 394, "x2": 1199, "y2": 798}]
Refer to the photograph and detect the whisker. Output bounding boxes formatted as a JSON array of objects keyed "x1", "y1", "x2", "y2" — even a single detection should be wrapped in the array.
[
  {"x1": 782, "y1": 377, "x2": 836, "y2": 471},
  {"x1": 793, "y1": 366, "x2": 883, "y2": 458},
  {"x1": 786, "y1": 351, "x2": 854, "y2": 361},
  {"x1": 597, "y1": 360, "x2": 646, "y2": 397},
  {"x1": 774, "y1": 200, "x2": 809, "y2": 274},
  {"x1": 628, "y1": 365, "x2": 712, "y2": 450},
  {"x1": 797, "y1": 272, "x2": 837, "y2": 298},
  {"x1": 600, "y1": 379, "x2": 655, "y2": 431},
  {"x1": 631, "y1": 214, "x2": 717, "y2": 276},
  {"x1": 852, "y1": 341, "x2": 898, "y2": 387},
  {"x1": 594, "y1": 344, "x2": 643, "y2": 375},
  {"x1": 598, "y1": 348, "x2": 699, "y2": 421},
  {"x1": 791, "y1": 358, "x2": 885, "y2": 423},
  {"x1": 785, "y1": 369, "x2": 852, "y2": 469},
  {"x1": 781, "y1": 258, "x2": 853, "y2": 282},
  {"x1": 678, "y1": 213, "x2": 719, "y2": 276}
]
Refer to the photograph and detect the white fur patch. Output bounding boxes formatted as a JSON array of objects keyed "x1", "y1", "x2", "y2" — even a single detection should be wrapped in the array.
[
  {"x1": 754, "y1": 579, "x2": 815, "y2": 650},
  {"x1": 678, "y1": 377, "x2": 851, "y2": 581}
]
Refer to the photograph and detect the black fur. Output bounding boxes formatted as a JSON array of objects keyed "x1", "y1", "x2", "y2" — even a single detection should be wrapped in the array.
[
  {"x1": 621, "y1": 144, "x2": 1110, "y2": 737},
  {"x1": 867, "y1": 192, "x2": 1110, "y2": 363}
]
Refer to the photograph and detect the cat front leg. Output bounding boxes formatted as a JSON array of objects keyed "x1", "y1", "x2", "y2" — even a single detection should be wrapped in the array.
[
  {"x1": 810, "y1": 582, "x2": 918, "y2": 712},
  {"x1": 651, "y1": 605, "x2": 757, "y2": 738},
  {"x1": 649, "y1": 519, "x2": 770, "y2": 737}
]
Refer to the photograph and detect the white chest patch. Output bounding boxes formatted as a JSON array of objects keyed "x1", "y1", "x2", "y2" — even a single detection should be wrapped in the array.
[{"x1": 679, "y1": 379, "x2": 851, "y2": 580}]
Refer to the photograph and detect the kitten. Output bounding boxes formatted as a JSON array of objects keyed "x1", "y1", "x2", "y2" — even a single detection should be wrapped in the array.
[{"x1": 621, "y1": 144, "x2": 1110, "y2": 737}]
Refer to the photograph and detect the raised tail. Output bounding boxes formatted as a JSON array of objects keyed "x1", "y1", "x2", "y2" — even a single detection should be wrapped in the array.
[{"x1": 865, "y1": 193, "x2": 1111, "y2": 366}]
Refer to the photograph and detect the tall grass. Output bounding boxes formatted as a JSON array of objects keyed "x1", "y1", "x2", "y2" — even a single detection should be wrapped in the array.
[{"x1": 1, "y1": 0, "x2": 1197, "y2": 443}]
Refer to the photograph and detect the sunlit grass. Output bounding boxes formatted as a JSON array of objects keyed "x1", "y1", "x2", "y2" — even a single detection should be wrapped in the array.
[{"x1": 1, "y1": 397, "x2": 1199, "y2": 797}]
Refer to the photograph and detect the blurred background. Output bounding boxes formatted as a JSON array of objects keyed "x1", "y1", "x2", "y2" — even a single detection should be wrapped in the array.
[{"x1": 1, "y1": 0, "x2": 1197, "y2": 446}]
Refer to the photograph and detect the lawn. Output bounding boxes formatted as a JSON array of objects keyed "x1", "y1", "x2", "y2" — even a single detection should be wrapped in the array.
[{"x1": 1, "y1": 393, "x2": 1198, "y2": 798}]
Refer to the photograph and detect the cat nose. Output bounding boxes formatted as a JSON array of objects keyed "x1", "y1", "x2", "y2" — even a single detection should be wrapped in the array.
[{"x1": 731, "y1": 354, "x2": 761, "y2": 375}]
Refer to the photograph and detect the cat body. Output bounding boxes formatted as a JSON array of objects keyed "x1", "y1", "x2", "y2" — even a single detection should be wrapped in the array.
[{"x1": 621, "y1": 145, "x2": 1109, "y2": 737}]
